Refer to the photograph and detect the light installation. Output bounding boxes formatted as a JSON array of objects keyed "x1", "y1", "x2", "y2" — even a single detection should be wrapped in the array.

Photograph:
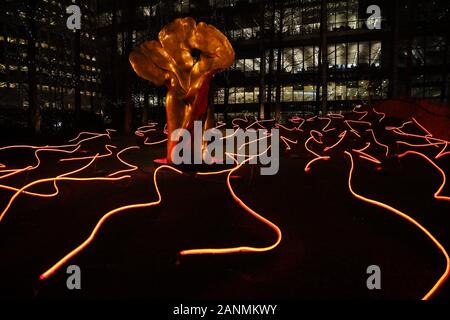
[
  {"x1": 0, "y1": 20, "x2": 449, "y2": 298},
  {"x1": 0, "y1": 106, "x2": 449, "y2": 299}
]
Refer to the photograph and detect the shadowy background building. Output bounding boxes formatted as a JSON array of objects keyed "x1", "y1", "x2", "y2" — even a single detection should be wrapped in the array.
[{"x1": 0, "y1": 0, "x2": 449, "y2": 135}]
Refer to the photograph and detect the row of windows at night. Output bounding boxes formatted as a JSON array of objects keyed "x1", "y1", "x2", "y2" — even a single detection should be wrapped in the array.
[
  {"x1": 175, "y1": 0, "x2": 363, "y2": 34},
  {"x1": 0, "y1": 63, "x2": 100, "y2": 74},
  {"x1": 98, "y1": 0, "x2": 371, "y2": 40},
  {"x1": 0, "y1": 36, "x2": 98, "y2": 58},
  {"x1": 127, "y1": 78, "x2": 447, "y2": 109},
  {"x1": 399, "y1": 36, "x2": 449, "y2": 67},
  {"x1": 0, "y1": 82, "x2": 98, "y2": 96},
  {"x1": 231, "y1": 41, "x2": 382, "y2": 74},
  {"x1": 99, "y1": 4, "x2": 158, "y2": 28},
  {"x1": 213, "y1": 81, "x2": 390, "y2": 105},
  {"x1": 225, "y1": 0, "x2": 372, "y2": 40}
]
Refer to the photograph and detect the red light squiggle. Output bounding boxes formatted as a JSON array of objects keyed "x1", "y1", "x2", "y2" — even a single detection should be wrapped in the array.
[
  {"x1": 372, "y1": 108, "x2": 385, "y2": 122},
  {"x1": 324, "y1": 131, "x2": 347, "y2": 152},
  {"x1": 0, "y1": 155, "x2": 131, "y2": 223},
  {"x1": 344, "y1": 151, "x2": 449, "y2": 300},
  {"x1": 179, "y1": 157, "x2": 282, "y2": 256},
  {"x1": 398, "y1": 150, "x2": 450, "y2": 202},
  {"x1": 39, "y1": 165, "x2": 183, "y2": 280}
]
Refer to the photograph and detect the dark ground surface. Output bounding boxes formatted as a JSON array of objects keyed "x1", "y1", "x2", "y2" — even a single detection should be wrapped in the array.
[{"x1": 0, "y1": 117, "x2": 449, "y2": 301}]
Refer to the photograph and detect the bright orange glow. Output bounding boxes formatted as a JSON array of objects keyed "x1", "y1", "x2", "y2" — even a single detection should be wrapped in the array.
[
  {"x1": 39, "y1": 165, "x2": 183, "y2": 280},
  {"x1": 372, "y1": 108, "x2": 385, "y2": 122},
  {"x1": 344, "y1": 151, "x2": 449, "y2": 300},
  {"x1": 0, "y1": 155, "x2": 131, "y2": 223},
  {"x1": 280, "y1": 136, "x2": 298, "y2": 151},
  {"x1": 398, "y1": 150, "x2": 449, "y2": 202},
  {"x1": 318, "y1": 116, "x2": 336, "y2": 133},
  {"x1": 304, "y1": 156, "x2": 330, "y2": 173},
  {"x1": 412, "y1": 117, "x2": 433, "y2": 137},
  {"x1": 108, "y1": 146, "x2": 141, "y2": 177},
  {"x1": 352, "y1": 106, "x2": 368, "y2": 120},
  {"x1": 324, "y1": 130, "x2": 347, "y2": 152},
  {"x1": 59, "y1": 145, "x2": 116, "y2": 162},
  {"x1": 2, "y1": 106, "x2": 450, "y2": 300},
  {"x1": 351, "y1": 142, "x2": 382, "y2": 164},
  {"x1": 436, "y1": 143, "x2": 449, "y2": 159},
  {"x1": 366, "y1": 129, "x2": 389, "y2": 157},
  {"x1": 179, "y1": 157, "x2": 282, "y2": 256},
  {"x1": 144, "y1": 137, "x2": 168, "y2": 145}
]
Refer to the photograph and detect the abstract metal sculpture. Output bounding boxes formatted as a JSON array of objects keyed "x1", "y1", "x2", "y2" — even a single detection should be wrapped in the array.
[{"x1": 129, "y1": 18, "x2": 235, "y2": 163}]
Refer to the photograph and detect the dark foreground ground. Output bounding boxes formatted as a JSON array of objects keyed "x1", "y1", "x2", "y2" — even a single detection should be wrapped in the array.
[{"x1": 0, "y1": 116, "x2": 449, "y2": 301}]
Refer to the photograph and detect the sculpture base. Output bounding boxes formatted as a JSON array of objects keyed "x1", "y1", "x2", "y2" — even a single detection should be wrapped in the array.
[
  {"x1": 153, "y1": 157, "x2": 233, "y2": 173},
  {"x1": 153, "y1": 158, "x2": 169, "y2": 165}
]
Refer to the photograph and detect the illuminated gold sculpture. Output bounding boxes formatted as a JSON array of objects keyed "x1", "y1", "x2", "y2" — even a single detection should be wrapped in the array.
[{"x1": 129, "y1": 18, "x2": 235, "y2": 163}]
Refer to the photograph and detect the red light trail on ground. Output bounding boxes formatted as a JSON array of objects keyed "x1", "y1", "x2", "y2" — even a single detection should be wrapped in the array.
[{"x1": 0, "y1": 106, "x2": 449, "y2": 299}]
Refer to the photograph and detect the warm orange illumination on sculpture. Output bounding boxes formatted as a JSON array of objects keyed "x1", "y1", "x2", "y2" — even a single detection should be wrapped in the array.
[{"x1": 129, "y1": 18, "x2": 235, "y2": 162}]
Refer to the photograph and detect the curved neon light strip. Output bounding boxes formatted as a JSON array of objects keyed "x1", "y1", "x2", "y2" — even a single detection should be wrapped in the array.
[
  {"x1": 108, "y1": 146, "x2": 141, "y2": 177},
  {"x1": 344, "y1": 151, "x2": 449, "y2": 300},
  {"x1": 372, "y1": 108, "x2": 385, "y2": 122},
  {"x1": 352, "y1": 106, "x2": 368, "y2": 120},
  {"x1": 436, "y1": 143, "x2": 449, "y2": 159},
  {"x1": 179, "y1": 158, "x2": 282, "y2": 256},
  {"x1": 280, "y1": 136, "x2": 298, "y2": 151},
  {"x1": 39, "y1": 165, "x2": 183, "y2": 280},
  {"x1": 0, "y1": 155, "x2": 130, "y2": 223},
  {"x1": 318, "y1": 116, "x2": 336, "y2": 133},
  {"x1": 304, "y1": 156, "x2": 330, "y2": 173},
  {"x1": 324, "y1": 131, "x2": 347, "y2": 152},
  {"x1": 398, "y1": 151, "x2": 449, "y2": 202},
  {"x1": 59, "y1": 145, "x2": 116, "y2": 162},
  {"x1": 366, "y1": 129, "x2": 389, "y2": 157},
  {"x1": 144, "y1": 137, "x2": 168, "y2": 145}
]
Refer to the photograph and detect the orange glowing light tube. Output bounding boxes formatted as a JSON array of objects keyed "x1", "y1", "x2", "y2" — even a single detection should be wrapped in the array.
[
  {"x1": 280, "y1": 136, "x2": 298, "y2": 151},
  {"x1": 398, "y1": 150, "x2": 450, "y2": 202},
  {"x1": 108, "y1": 146, "x2": 141, "y2": 177},
  {"x1": 436, "y1": 142, "x2": 449, "y2": 159},
  {"x1": 39, "y1": 165, "x2": 183, "y2": 280},
  {"x1": 372, "y1": 108, "x2": 385, "y2": 122},
  {"x1": 0, "y1": 155, "x2": 130, "y2": 223},
  {"x1": 324, "y1": 130, "x2": 347, "y2": 152},
  {"x1": 366, "y1": 129, "x2": 389, "y2": 157},
  {"x1": 179, "y1": 157, "x2": 282, "y2": 256},
  {"x1": 344, "y1": 151, "x2": 449, "y2": 300}
]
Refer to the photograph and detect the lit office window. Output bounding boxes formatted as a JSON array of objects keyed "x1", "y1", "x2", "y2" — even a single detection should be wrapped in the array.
[
  {"x1": 328, "y1": 0, "x2": 359, "y2": 31},
  {"x1": 236, "y1": 87, "x2": 245, "y2": 104},
  {"x1": 359, "y1": 41, "x2": 370, "y2": 66},
  {"x1": 347, "y1": 81, "x2": 358, "y2": 100},
  {"x1": 215, "y1": 88, "x2": 225, "y2": 105},
  {"x1": 304, "y1": 85, "x2": 316, "y2": 101},
  {"x1": 291, "y1": 85, "x2": 301, "y2": 102},
  {"x1": 347, "y1": 43, "x2": 358, "y2": 68},
  {"x1": 328, "y1": 82, "x2": 336, "y2": 100},
  {"x1": 304, "y1": 46, "x2": 318, "y2": 71},
  {"x1": 282, "y1": 86, "x2": 293, "y2": 102},
  {"x1": 370, "y1": 41, "x2": 382, "y2": 67},
  {"x1": 244, "y1": 87, "x2": 259, "y2": 103},
  {"x1": 336, "y1": 43, "x2": 346, "y2": 68},
  {"x1": 336, "y1": 83, "x2": 347, "y2": 100},
  {"x1": 244, "y1": 59, "x2": 254, "y2": 72},
  {"x1": 274, "y1": 46, "x2": 318, "y2": 73},
  {"x1": 175, "y1": 0, "x2": 191, "y2": 13},
  {"x1": 359, "y1": 80, "x2": 369, "y2": 99},
  {"x1": 282, "y1": 48, "x2": 293, "y2": 73},
  {"x1": 293, "y1": 48, "x2": 303, "y2": 73},
  {"x1": 228, "y1": 87, "x2": 236, "y2": 104}
]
